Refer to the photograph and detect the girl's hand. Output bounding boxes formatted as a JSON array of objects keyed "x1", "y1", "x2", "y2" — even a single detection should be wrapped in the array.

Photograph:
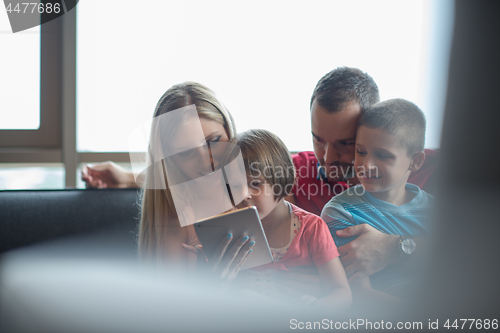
[{"x1": 182, "y1": 233, "x2": 255, "y2": 283}]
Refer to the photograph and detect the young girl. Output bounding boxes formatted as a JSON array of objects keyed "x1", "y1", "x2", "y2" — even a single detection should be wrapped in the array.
[{"x1": 218, "y1": 129, "x2": 352, "y2": 308}]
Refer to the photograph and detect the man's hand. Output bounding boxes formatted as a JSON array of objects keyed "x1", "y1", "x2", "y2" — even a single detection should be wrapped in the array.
[{"x1": 337, "y1": 224, "x2": 400, "y2": 283}]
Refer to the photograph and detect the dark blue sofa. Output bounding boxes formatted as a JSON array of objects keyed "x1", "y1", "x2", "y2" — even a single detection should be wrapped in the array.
[{"x1": 0, "y1": 189, "x2": 141, "y2": 256}]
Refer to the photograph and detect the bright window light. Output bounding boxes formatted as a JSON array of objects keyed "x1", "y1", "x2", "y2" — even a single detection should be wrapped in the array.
[
  {"x1": 0, "y1": 164, "x2": 64, "y2": 190},
  {"x1": 0, "y1": 9, "x2": 40, "y2": 130},
  {"x1": 77, "y1": 0, "x2": 453, "y2": 153}
]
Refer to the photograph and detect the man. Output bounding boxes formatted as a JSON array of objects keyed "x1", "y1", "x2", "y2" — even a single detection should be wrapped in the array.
[{"x1": 284, "y1": 67, "x2": 437, "y2": 286}]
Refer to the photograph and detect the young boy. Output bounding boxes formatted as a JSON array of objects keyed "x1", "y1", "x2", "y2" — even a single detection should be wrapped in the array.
[{"x1": 321, "y1": 98, "x2": 432, "y2": 305}]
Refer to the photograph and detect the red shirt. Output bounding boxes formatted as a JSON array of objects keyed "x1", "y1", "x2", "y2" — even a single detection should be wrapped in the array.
[
  {"x1": 255, "y1": 204, "x2": 339, "y2": 272},
  {"x1": 291, "y1": 149, "x2": 439, "y2": 216}
]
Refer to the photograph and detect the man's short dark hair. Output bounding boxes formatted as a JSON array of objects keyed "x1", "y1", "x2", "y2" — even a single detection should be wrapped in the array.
[
  {"x1": 311, "y1": 67, "x2": 380, "y2": 113},
  {"x1": 359, "y1": 98, "x2": 426, "y2": 155}
]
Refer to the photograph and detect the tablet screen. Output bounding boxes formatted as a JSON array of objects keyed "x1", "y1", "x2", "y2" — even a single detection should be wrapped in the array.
[{"x1": 194, "y1": 206, "x2": 272, "y2": 270}]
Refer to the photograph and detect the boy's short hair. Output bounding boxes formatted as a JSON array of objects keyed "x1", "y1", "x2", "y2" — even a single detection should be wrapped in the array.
[
  {"x1": 359, "y1": 98, "x2": 426, "y2": 155},
  {"x1": 223, "y1": 129, "x2": 295, "y2": 202},
  {"x1": 311, "y1": 67, "x2": 380, "y2": 113}
]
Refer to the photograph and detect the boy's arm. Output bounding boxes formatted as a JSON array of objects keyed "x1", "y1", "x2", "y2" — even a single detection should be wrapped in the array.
[
  {"x1": 321, "y1": 199, "x2": 358, "y2": 248},
  {"x1": 321, "y1": 199, "x2": 353, "y2": 226}
]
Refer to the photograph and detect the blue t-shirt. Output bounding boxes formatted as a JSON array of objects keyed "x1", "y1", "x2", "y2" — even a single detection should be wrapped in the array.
[
  {"x1": 320, "y1": 183, "x2": 433, "y2": 297},
  {"x1": 321, "y1": 183, "x2": 432, "y2": 247}
]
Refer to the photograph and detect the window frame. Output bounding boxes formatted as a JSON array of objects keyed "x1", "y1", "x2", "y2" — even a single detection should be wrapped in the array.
[{"x1": 0, "y1": 8, "x2": 79, "y2": 186}]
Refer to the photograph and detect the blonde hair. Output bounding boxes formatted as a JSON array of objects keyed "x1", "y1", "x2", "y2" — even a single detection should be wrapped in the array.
[{"x1": 138, "y1": 82, "x2": 236, "y2": 266}]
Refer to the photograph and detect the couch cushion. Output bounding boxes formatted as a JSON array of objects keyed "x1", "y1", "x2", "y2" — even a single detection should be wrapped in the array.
[{"x1": 0, "y1": 189, "x2": 141, "y2": 254}]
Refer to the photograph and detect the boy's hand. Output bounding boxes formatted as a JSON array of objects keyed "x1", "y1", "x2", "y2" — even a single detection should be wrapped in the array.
[{"x1": 336, "y1": 224, "x2": 400, "y2": 283}]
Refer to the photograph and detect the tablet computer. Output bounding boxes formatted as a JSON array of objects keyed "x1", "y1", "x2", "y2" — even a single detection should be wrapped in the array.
[{"x1": 193, "y1": 206, "x2": 272, "y2": 271}]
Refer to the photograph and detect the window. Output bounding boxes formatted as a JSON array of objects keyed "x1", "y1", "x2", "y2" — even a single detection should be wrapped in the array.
[
  {"x1": 0, "y1": 10, "x2": 40, "y2": 130},
  {"x1": 0, "y1": 8, "x2": 69, "y2": 188},
  {"x1": 77, "y1": 0, "x2": 453, "y2": 154},
  {"x1": 0, "y1": 163, "x2": 64, "y2": 189},
  {"x1": 1, "y1": 0, "x2": 454, "y2": 189}
]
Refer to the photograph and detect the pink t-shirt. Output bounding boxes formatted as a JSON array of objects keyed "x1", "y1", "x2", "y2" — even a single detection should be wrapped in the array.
[
  {"x1": 254, "y1": 203, "x2": 339, "y2": 272},
  {"x1": 235, "y1": 204, "x2": 339, "y2": 299}
]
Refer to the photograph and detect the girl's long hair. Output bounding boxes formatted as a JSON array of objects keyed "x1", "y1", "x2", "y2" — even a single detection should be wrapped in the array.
[{"x1": 137, "y1": 82, "x2": 236, "y2": 267}]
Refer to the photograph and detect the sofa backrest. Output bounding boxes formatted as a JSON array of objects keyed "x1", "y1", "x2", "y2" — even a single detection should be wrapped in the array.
[{"x1": 0, "y1": 189, "x2": 141, "y2": 254}]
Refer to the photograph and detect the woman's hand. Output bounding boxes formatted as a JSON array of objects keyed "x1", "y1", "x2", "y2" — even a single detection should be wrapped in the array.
[
  {"x1": 81, "y1": 162, "x2": 137, "y2": 189},
  {"x1": 182, "y1": 233, "x2": 255, "y2": 283}
]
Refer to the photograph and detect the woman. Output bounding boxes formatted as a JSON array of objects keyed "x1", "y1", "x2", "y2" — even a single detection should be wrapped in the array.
[{"x1": 83, "y1": 82, "x2": 252, "y2": 278}]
